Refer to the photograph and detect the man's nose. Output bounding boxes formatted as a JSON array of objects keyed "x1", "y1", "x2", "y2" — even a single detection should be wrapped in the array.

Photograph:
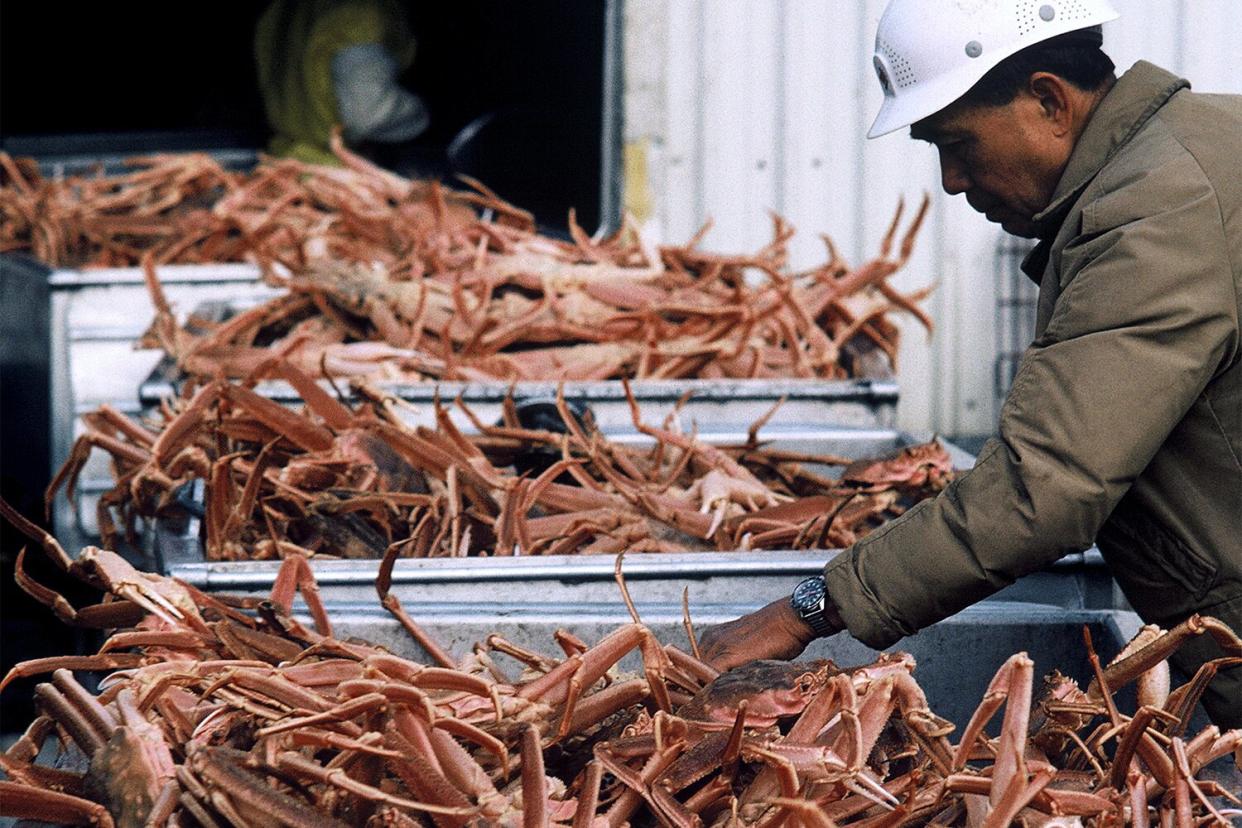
[{"x1": 938, "y1": 150, "x2": 971, "y2": 195}]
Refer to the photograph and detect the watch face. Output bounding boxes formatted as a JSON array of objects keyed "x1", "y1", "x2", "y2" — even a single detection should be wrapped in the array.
[{"x1": 791, "y1": 577, "x2": 825, "y2": 613}]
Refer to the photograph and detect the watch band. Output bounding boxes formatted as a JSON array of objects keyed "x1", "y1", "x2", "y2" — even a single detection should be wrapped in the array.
[{"x1": 801, "y1": 600, "x2": 838, "y2": 638}]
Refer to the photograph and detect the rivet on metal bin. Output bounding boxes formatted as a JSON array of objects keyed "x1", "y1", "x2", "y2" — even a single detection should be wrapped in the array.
[
  {"x1": 965, "y1": 40, "x2": 983, "y2": 58},
  {"x1": 1040, "y1": 4, "x2": 1057, "y2": 21}
]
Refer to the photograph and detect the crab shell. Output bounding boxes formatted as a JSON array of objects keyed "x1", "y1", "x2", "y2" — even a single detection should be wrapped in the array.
[{"x1": 675, "y1": 659, "x2": 841, "y2": 728}]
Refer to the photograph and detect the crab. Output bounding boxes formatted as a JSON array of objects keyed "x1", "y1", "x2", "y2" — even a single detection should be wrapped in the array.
[{"x1": 838, "y1": 438, "x2": 954, "y2": 494}]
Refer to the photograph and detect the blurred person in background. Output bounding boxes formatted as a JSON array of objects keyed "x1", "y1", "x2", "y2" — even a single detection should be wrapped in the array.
[{"x1": 255, "y1": 0, "x2": 428, "y2": 167}]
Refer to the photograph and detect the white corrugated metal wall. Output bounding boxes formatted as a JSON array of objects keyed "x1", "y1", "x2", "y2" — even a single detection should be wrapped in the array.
[{"x1": 622, "y1": 0, "x2": 1242, "y2": 435}]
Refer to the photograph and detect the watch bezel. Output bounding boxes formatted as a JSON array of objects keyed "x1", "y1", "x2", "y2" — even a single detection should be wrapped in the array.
[
  {"x1": 790, "y1": 576, "x2": 835, "y2": 637},
  {"x1": 791, "y1": 576, "x2": 825, "y2": 613}
]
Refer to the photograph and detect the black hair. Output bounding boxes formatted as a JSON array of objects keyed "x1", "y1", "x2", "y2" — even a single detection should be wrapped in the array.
[{"x1": 959, "y1": 28, "x2": 1117, "y2": 108}]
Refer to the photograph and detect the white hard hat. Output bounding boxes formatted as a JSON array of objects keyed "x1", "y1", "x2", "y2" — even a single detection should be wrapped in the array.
[{"x1": 867, "y1": 0, "x2": 1120, "y2": 138}]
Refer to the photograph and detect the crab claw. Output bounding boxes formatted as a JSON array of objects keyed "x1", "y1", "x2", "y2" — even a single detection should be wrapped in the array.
[
  {"x1": 80, "y1": 548, "x2": 207, "y2": 634},
  {"x1": 691, "y1": 470, "x2": 784, "y2": 515}
]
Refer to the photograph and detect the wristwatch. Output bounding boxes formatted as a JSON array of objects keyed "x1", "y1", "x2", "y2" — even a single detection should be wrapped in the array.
[{"x1": 790, "y1": 576, "x2": 838, "y2": 638}]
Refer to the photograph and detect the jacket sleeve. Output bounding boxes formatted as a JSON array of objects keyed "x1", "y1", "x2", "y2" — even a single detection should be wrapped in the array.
[{"x1": 824, "y1": 160, "x2": 1238, "y2": 650}]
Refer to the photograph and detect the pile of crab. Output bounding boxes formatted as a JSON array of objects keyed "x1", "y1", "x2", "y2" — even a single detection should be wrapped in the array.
[
  {"x1": 51, "y1": 362, "x2": 952, "y2": 562},
  {"x1": 138, "y1": 184, "x2": 931, "y2": 382},
  {"x1": 2, "y1": 129, "x2": 934, "y2": 382},
  {"x1": 0, "y1": 133, "x2": 479, "y2": 270},
  {"x1": 1, "y1": 501, "x2": 1239, "y2": 827}
]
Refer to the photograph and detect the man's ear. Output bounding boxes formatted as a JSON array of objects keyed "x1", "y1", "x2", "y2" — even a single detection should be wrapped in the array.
[{"x1": 1027, "y1": 72, "x2": 1074, "y2": 136}]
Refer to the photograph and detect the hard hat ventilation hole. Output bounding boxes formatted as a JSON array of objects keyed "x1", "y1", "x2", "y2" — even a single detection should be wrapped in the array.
[
  {"x1": 1016, "y1": 0, "x2": 1046, "y2": 35},
  {"x1": 1020, "y1": 0, "x2": 1091, "y2": 33},
  {"x1": 1060, "y1": 1, "x2": 1091, "y2": 20},
  {"x1": 878, "y1": 38, "x2": 917, "y2": 88}
]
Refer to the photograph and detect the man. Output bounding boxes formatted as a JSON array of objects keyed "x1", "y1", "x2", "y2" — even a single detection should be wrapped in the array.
[
  {"x1": 255, "y1": 0, "x2": 430, "y2": 167},
  {"x1": 700, "y1": 0, "x2": 1242, "y2": 728}
]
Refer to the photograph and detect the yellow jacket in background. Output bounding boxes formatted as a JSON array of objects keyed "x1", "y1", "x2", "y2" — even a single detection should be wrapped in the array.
[{"x1": 255, "y1": 0, "x2": 417, "y2": 166}]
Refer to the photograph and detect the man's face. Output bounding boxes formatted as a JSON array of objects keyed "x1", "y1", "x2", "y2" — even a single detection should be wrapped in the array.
[{"x1": 911, "y1": 94, "x2": 1074, "y2": 238}]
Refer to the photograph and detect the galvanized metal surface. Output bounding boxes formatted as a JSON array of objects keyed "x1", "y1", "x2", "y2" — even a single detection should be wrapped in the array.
[
  {"x1": 141, "y1": 372, "x2": 901, "y2": 434},
  {"x1": 5, "y1": 257, "x2": 282, "y2": 549},
  {"x1": 269, "y1": 601, "x2": 1141, "y2": 730},
  {"x1": 170, "y1": 547, "x2": 1117, "y2": 612}
]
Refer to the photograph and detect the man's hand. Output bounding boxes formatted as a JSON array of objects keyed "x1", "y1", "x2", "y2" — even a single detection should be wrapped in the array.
[{"x1": 698, "y1": 598, "x2": 819, "y2": 673}]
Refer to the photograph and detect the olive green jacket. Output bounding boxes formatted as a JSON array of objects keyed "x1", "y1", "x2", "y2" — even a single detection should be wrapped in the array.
[{"x1": 824, "y1": 62, "x2": 1242, "y2": 725}]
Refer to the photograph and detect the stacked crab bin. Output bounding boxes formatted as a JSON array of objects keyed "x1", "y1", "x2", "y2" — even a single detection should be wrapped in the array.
[
  {"x1": 129, "y1": 353, "x2": 1125, "y2": 730},
  {"x1": 0, "y1": 251, "x2": 282, "y2": 729},
  {"x1": 2, "y1": 196, "x2": 1126, "y2": 742}
]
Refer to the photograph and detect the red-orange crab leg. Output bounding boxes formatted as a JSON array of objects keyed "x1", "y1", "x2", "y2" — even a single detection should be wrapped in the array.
[
  {"x1": 572, "y1": 760, "x2": 605, "y2": 828},
  {"x1": 12, "y1": 547, "x2": 144, "y2": 629},
  {"x1": 145, "y1": 779, "x2": 180, "y2": 828},
  {"x1": 554, "y1": 629, "x2": 591, "y2": 657},
  {"x1": 32, "y1": 683, "x2": 106, "y2": 757},
  {"x1": 98, "y1": 629, "x2": 204, "y2": 654},
  {"x1": 983, "y1": 767, "x2": 1057, "y2": 828},
  {"x1": 0, "y1": 751, "x2": 87, "y2": 797},
  {"x1": 1163, "y1": 657, "x2": 1242, "y2": 737},
  {"x1": 363, "y1": 653, "x2": 497, "y2": 698},
  {"x1": 262, "y1": 359, "x2": 355, "y2": 430},
  {"x1": 218, "y1": 383, "x2": 334, "y2": 452},
  {"x1": 425, "y1": 726, "x2": 505, "y2": 809},
  {"x1": 952, "y1": 652, "x2": 1032, "y2": 772},
  {"x1": 664, "y1": 644, "x2": 719, "y2": 687},
  {"x1": 183, "y1": 745, "x2": 352, "y2": 828},
  {"x1": 2, "y1": 654, "x2": 145, "y2": 693},
  {"x1": 1109, "y1": 706, "x2": 1178, "y2": 791},
  {"x1": 382, "y1": 726, "x2": 475, "y2": 825},
  {"x1": 253, "y1": 692, "x2": 383, "y2": 738},
  {"x1": 211, "y1": 621, "x2": 304, "y2": 665},
  {"x1": 0, "y1": 780, "x2": 115, "y2": 827},
  {"x1": 268, "y1": 553, "x2": 333, "y2": 637},
  {"x1": 377, "y1": 529, "x2": 457, "y2": 669},
  {"x1": 564, "y1": 678, "x2": 652, "y2": 736},
  {"x1": 272, "y1": 749, "x2": 479, "y2": 818},
  {"x1": 0, "y1": 497, "x2": 74, "y2": 572},
  {"x1": 1091, "y1": 615, "x2": 1242, "y2": 704},
  {"x1": 284, "y1": 727, "x2": 403, "y2": 759},
  {"x1": 597, "y1": 738, "x2": 687, "y2": 828},
  {"x1": 44, "y1": 431, "x2": 151, "y2": 520},
  {"x1": 521, "y1": 724, "x2": 549, "y2": 828},
  {"x1": 203, "y1": 666, "x2": 337, "y2": 717},
  {"x1": 988, "y1": 653, "x2": 1034, "y2": 812},
  {"x1": 151, "y1": 380, "x2": 223, "y2": 465},
  {"x1": 50, "y1": 669, "x2": 117, "y2": 744},
  {"x1": 764, "y1": 797, "x2": 842, "y2": 828}
]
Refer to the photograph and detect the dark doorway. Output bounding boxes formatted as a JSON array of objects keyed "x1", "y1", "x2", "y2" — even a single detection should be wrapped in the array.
[{"x1": 0, "y1": 0, "x2": 619, "y2": 232}]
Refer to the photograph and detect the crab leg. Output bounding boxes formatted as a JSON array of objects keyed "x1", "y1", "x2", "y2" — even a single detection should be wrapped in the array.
[
  {"x1": 267, "y1": 553, "x2": 333, "y2": 637},
  {"x1": 0, "y1": 780, "x2": 115, "y2": 827},
  {"x1": 272, "y1": 749, "x2": 478, "y2": 817},
  {"x1": 2, "y1": 654, "x2": 145, "y2": 693}
]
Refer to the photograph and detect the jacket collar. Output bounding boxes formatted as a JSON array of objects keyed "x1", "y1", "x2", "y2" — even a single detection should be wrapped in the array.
[{"x1": 1021, "y1": 61, "x2": 1189, "y2": 280}]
